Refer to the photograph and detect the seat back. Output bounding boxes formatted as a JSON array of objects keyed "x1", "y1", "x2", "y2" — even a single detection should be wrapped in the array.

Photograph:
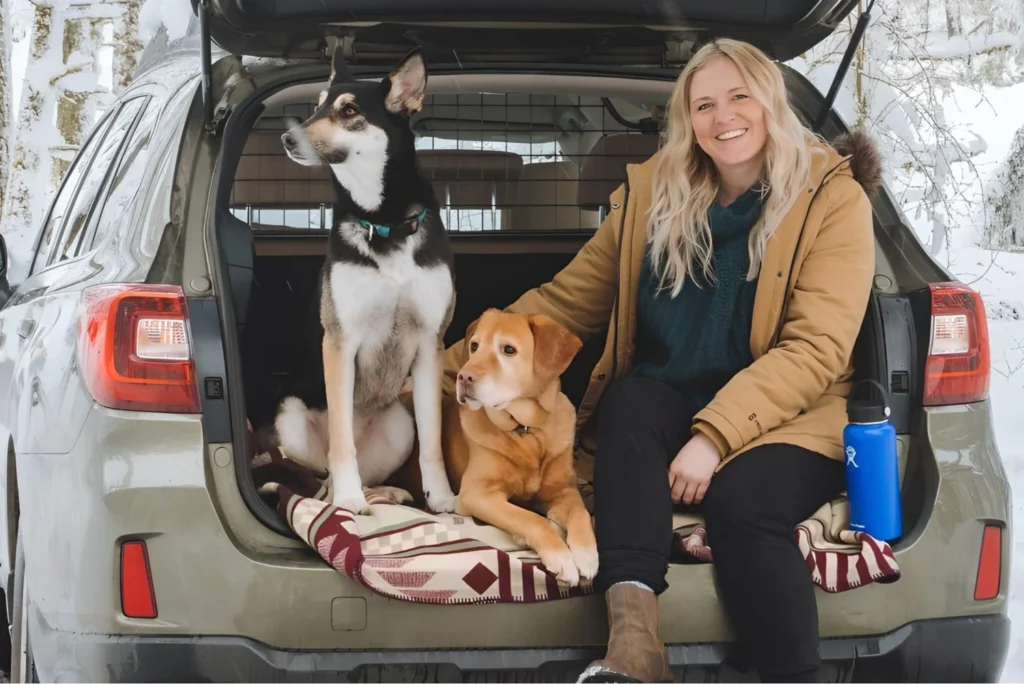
[
  {"x1": 232, "y1": 130, "x2": 335, "y2": 229},
  {"x1": 577, "y1": 133, "x2": 661, "y2": 211},
  {"x1": 417, "y1": 149, "x2": 523, "y2": 230},
  {"x1": 505, "y1": 160, "x2": 600, "y2": 231}
]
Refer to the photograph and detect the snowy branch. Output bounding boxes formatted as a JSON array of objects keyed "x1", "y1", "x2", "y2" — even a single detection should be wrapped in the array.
[{"x1": 923, "y1": 31, "x2": 1019, "y2": 59}]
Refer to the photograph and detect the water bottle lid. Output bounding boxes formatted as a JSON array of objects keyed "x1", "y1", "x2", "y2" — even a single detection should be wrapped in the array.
[
  {"x1": 847, "y1": 398, "x2": 890, "y2": 423},
  {"x1": 846, "y1": 378, "x2": 891, "y2": 424}
]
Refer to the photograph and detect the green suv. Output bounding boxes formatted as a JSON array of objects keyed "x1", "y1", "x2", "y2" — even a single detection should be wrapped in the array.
[{"x1": 0, "y1": 0, "x2": 1011, "y2": 681}]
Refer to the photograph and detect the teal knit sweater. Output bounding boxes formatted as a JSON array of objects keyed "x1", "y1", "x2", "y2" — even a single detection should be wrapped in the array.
[{"x1": 631, "y1": 187, "x2": 763, "y2": 411}]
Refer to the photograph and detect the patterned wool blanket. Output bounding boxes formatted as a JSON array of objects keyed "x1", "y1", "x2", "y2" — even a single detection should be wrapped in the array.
[{"x1": 250, "y1": 441, "x2": 901, "y2": 604}]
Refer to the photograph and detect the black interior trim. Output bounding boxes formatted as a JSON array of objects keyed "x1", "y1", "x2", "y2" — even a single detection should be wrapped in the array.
[{"x1": 207, "y1": 85, "x2": 296, "y2": 537}]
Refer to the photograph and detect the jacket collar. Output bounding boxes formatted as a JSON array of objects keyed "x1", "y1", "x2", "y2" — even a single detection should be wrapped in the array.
[{"x1": 616, "y1": 135, "x2": 872, "y2": 366}]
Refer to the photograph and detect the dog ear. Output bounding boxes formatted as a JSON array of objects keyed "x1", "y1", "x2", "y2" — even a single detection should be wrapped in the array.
[
  {"x1": 384, "y1": 47, "x2": 427, "y2": 116},
  {"x1": 329, "y1": 41, "x2": 353, "y2": 86},
  {"x1": 528, "y1": 314, "x2": 582, "y2": 380}
]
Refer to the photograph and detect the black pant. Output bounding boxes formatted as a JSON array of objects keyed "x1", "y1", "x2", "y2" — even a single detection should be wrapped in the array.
[{"x1": 592, "y1": 376, "x2": 845, "y2": 680}]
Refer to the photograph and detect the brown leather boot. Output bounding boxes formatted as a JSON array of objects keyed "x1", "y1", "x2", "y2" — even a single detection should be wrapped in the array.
[{"x1": 577, "y1": 583, "x2": 673, "y2": 683}]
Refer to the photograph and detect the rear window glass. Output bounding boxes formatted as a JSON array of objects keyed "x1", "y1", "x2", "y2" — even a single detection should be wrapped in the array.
[{"x1": 232, "y1": 91, "x2": 661, "y2": 233}]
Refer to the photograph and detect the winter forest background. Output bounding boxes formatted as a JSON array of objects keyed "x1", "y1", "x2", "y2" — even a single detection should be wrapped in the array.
[{"x1": 0, "y1": 0, "x2": 1023, "y2": 677}]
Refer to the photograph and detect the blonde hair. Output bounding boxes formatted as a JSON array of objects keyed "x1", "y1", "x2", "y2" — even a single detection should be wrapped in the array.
[{"x1": 647, "y1": 38, "x2": 822, "y2": 295}]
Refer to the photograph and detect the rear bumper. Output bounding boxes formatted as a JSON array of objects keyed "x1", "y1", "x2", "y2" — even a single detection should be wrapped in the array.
[{"x1": 43, "y1": 614, "x2": 1010, "y2": 683}]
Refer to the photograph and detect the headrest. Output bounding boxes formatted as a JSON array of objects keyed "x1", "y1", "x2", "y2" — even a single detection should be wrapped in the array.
[
  {"x1": 577, "y1": 133, "x2": 660, "y2": 209},
  {"x1": 417, "y1": 149, "x2": 524, "y2": 208},
  {"x1": 233, "y1": 130, "x2": 335, "y2": 206}
]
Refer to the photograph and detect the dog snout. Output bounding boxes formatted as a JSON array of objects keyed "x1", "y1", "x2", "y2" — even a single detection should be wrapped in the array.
[
  {"x1": 281, "y1": 131, "x2": 298, "y2": 151},
  {"x1": 457, "y1": 371, "x2": 474, "y2": 387}
]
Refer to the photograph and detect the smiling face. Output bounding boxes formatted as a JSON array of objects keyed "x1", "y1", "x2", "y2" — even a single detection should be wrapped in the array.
[
  {"x1": 455, "y1": 310, "x2": 582, "y2": 410},
  {"x1": 687, "y1": 54, "x2": 768, "y2": 179},
  {"x1": 280, "y1": 48, "x2": 427, "y2": 211}
]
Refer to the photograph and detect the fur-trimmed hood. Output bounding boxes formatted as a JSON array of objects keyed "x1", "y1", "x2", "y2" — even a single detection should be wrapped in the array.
[{"x1": 829, "y1": 129, "x2": 884, "y2": 193}]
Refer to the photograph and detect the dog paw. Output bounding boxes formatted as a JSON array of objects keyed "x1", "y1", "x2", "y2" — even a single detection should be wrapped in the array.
[
  {"x1": 569, "y1": 542, "x2": 599, "y2": 581},
  {"x1": 539, "y1": 545, "x2": 580, "y2": 587},
  {"x1": 332, "y1": 487, "x2": 371, "y2": 514},
  {"x1": 366, "y1": 486, "x2": 415, "y2": 506},
  {"x1": 424, "y1": 487, "x2": 457, "y2": 514}
]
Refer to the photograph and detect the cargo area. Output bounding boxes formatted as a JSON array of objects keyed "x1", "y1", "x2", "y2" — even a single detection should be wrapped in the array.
[{"x1": 214, "y1": 69, "x2": 934, "y2": 563}]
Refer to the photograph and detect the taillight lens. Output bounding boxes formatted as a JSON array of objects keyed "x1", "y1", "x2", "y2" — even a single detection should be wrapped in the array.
[
  {"x1": 923, "y1": 282, "x2": 990, "y2": 406},
  {"x1": 76, "y1": 284, "x2": 201, "y2": 413}
]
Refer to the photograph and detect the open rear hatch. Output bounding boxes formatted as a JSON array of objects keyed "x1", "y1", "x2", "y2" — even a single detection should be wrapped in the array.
[{"x1": 191, "y1": 0, "x2": 859, "y2": 64}]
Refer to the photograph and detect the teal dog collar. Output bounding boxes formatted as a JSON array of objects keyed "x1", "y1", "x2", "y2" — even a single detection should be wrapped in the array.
[{"x1": 358, "y1": 208, "x2": 429, "y2": 240}]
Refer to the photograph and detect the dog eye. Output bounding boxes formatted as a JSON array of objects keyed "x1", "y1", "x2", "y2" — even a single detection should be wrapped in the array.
[
  {"x1": 342, "y1": 105, "x2": 358, "y2": 117},
  {"x1": 469, "y1": 341, "x2": 478, "y2": 352},
  {"x1": 502, "y1": 345, "x2": 517, "y2": 356}
]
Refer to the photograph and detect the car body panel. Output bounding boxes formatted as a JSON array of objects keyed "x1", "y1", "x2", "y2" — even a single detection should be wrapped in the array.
[
  {"x1": 26, "y1": 615, "x2": 1014, "y2": 682},
  {"x1": 17, "y1": 398, "x2": 1009, "y2": 652}
]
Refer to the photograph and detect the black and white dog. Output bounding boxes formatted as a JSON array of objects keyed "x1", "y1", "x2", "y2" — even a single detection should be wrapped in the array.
[{"x1": 272, "y1": 45, "x2": 457, "y2": 515}]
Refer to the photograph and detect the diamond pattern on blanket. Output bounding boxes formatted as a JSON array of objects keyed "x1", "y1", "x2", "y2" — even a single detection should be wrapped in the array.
[{"x1": 462, "y1": 562, "x2": 499, "y2": 595}]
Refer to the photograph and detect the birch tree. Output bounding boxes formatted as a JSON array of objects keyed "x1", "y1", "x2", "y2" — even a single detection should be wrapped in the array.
[
  {"x1": 0, "y1": 0, "x2": 146, "y2": 284},
  {"x1": 0, "y1": 0, "x2": 11, "y2": 224},
  {"x1": 986, "y1": 125, "x2": 1024, "y2": 250}
]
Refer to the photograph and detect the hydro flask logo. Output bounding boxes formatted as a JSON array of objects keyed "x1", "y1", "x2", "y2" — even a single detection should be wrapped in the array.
[{"x1": 845, "y1": 445, "x2": 858, "y2": 468}]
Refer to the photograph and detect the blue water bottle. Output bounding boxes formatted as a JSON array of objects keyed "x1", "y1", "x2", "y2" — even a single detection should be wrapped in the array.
[{"x1": 843, "y1": 379, "x2": 902, "y2": 541}]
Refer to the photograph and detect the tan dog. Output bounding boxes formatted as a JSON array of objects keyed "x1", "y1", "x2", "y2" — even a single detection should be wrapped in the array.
[{"x1": 440, "y1": 308, "x2": 598, "y2": 586}]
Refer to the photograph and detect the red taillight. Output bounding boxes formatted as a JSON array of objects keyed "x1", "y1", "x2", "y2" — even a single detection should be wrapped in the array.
[
  {"x1": 923, "y1": 282, "x2": 990, "y2": 406},
  {"x1": 76, "y1": 284, "x2": 201, "y2": 413},
  {"x1": 120, "y1": 540, "x2": 157, "y2": 618},
  {"x1": 974, "y1": 525, "x2": 1002, "y2": 600}
]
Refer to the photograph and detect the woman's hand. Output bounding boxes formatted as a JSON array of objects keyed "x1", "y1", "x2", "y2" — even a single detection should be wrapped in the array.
[{"x1": 668, "y1": 433, "x2": 723, "y2": 505}]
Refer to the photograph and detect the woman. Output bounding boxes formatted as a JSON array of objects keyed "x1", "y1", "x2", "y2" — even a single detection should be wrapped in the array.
[{"x1": 442, "y1": 39, "x2": 882, "y2": 683}]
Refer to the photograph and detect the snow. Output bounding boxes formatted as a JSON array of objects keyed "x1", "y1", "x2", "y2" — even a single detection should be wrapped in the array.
[
  {"x1": 8, "y1": 4, "x2": 28, "y2": 131},
  {"x1": 138, "y1": 0, "x2": 194, "y2": 44},
  {"x1": 925, "y1": 31, "x2": 1020, "y2": 59}
]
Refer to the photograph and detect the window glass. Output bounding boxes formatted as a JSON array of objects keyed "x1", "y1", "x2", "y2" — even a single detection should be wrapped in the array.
[
  {"x1": 83, "y1": 96, "x2": 160, "y2": 254},
  {"x1": 51, "y1": 98, "x2": 145, "y2": 265},
  {"x1": 32, "y1": 111, "x2": 116, "y2": 273}
]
